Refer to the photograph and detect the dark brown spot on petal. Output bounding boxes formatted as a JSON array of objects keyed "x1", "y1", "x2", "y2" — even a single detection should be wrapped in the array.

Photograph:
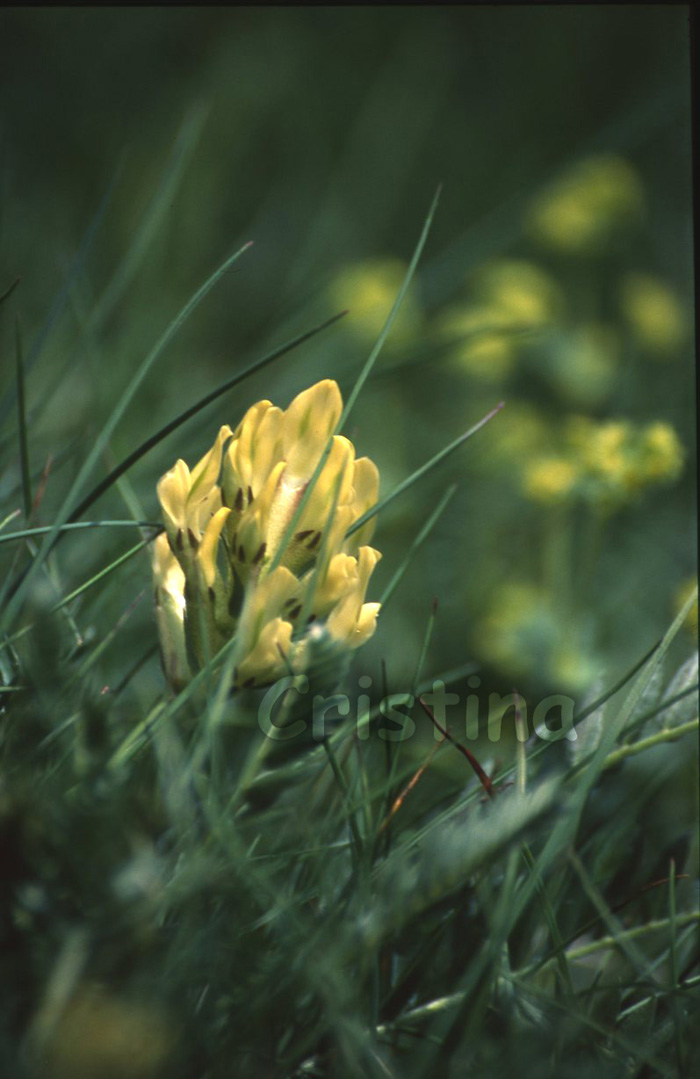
[
  {"x1": 234, "y1": 488, "x2": 244, "y2": 512},
  {"x1": 238, "y1": 544, "x2": 246, "y2": 562},
  {"x1": 242, "y1": 676, "x2": 256, "y2": 689},
  {"x1": 247, "y1": 485, "x2": 254, "y2": 505},
  {"x1": 295, "y1": 529, "x2": 313, "y2": 541},
  {"x1": 288, "y1": 603, "x2": 302, "y2": 620},
  {"x1": 220, "y1": 488, "x2": 229, "y2": 508},
  {"x1": 253, "y1": 542, "x2": 267, "y2": 565},
  {"x1": 307, "y1": 613, "x2": 316, "y2": 624},
  {"x1": 175, "y1": 529, "x2": 184, "y2": 551},
  {"x1": 187, "y1": 528, "x2": 199, "y2": 550},
  {"x1": 208, "y1": 586, "x2": 215, "y2": 602},
  {"x1": 307, "y1": 531, "x2": 321, "y2": 550}
]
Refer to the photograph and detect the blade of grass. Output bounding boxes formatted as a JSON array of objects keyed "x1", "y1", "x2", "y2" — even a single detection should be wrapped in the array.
[
  {"x1": 0, "y1": 276, "x2": 20, "y2": 307},
  {"x1": 0, "y1": 509, "x2": 21, "y2": 533},
  {"x1": 0, "y1": 161, "x2": 123, "y2": 425},
  {"x1": 525, "y1": 589, "x2": 699, "y2": 915},
  {"x1": 346, "y1": 402, "x2": 504, "y2": 539},
  {"x1": 668, "y1": 860, "x2": 684, "y2": 1073},
  {"x1": 567, "y1": 849, "x2": 660, "y2": 980},
  {"x1": 379, "y1": 485, "x2": 456, "y2": 608},
  {"x1": 14, "y1": 317, "x2": 31, "y2": 519},
  {"x1": 601, "y1": 718, "x2": 698, "y2": 770},
  {"x1": 0, "y1": 535, "x2": 156, "y2": 654},
  {"x1": 86, "y1": 107, "x2": 205, "y2": 333},
  {"x1": 267, "y1": 185, "x2": 443, "y2": 574},
  {"x1": 0, "y1": 241, "x2": 253, "y2": 632},
  {"x1": 0, "y1": 520, "x2": 161, "y2": 546},
  {"x1": 68, "y1": 310, "x2": 347, "y2": 523},
  {"x1": 411, "y1": 600, "x2": 438, "y2": 698}
]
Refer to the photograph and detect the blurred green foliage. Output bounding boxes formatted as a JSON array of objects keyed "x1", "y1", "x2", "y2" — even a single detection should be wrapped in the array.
[
  {"x1": 2, "y1": 7, "x2": 694, "y2": 704},
  {"x1": 0, "y1": 10, "x2": 696, "y2": 1075}
]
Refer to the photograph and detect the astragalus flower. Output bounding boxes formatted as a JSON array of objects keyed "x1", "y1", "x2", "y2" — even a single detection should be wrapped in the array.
[{"x1": 153, "y1": 380, "x2": 381, "y2": 689}]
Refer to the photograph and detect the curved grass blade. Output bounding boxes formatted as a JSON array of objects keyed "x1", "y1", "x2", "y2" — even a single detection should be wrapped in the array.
[
  {"x1": 0, "y1": 241, "x2": 253, "y2": 633},
  {"x1": 267, "y1": 184, "x2": 443, "y2": 573},
  {"x1": 68, "y1": 309, "x2": 348, "y2": 524},
  {"x1": 347, "y1": 402, "x2": 503, "y2": 538},
  {"x1": 14, "y1": 317, "x2": 31, "y2": 519}
]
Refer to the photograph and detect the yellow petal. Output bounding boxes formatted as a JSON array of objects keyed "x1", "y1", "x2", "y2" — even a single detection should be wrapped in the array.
[
  {"x1": 345, "y1": 456, "x2": 379, "y2": 550},
  {"x1": 157, "y1": 459, "x2": 191, "y2": 542},
  {"x1": 325, "y1": 546, "x2": 381, "y2": 645},
  {"x1": 236, "y1": 616, "x2": 293, "y2": 687},
  {"x1": 197, "y1": 506, "x2": 231, "y2": 589},
  {"x1": 282, "y1": 379, "x2": 342, "y2": 480},
  {"x1": 190, "y1": 425, "x2": 233, "y2": 498}
]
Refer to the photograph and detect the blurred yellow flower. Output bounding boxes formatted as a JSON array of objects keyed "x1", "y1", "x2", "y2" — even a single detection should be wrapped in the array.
[
  {"x1": 155, "y1": 380, "x2": 382, "y2": 688},
  {"x1": 328, "y1": 259, "x2": 422, "y2": 344},
  {"x1": 619, "y1": 272, "x2": 687, "y2": 356},
  {"x1": 487, "y1": 402, "x2": 549, "y2": 465},
  {"x1": 473, "y1": 259, "x2": 564, "y2": 329},
  {"x1": 479, "y1": 581, "x2": 597, "y2": 691},
  {"x1": 523, "y1": 456, "x2": 579, "y2": 503},
  {"x1": 581, "y1": 420, "x2": 629, "y2": 480},
  {"x1": 438, "y1": 305, "x2": 516, "y2": 381},
  {"x1": 36, "y1": 984, "x2": 172, "y2": 1079},
  {"x1": 640, "y1": 422, "x2": 684, "y2": 483},
  {"x1": 561, "y1": 416, "x2": 684, "y2": 503},
  {"x1": 527, "y1": 155, "x2": 645, "y2": 254},
  {"x1": 547, "y1": 323, "x2": 620, "y2": 407}
]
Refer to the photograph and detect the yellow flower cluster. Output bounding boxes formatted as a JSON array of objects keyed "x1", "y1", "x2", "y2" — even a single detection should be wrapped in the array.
[
  {"x1": 478, "y1": 581, "x2": 597, "y2": 692},
  {"x1": 523, "y1": 418, "x2": 685, "y2": 506},
  {"x1": 152, "y1": 380, "x2": 381, "y2": 690},
  {"x1": 439, "y1": 259, "x2": 563, "y2": 382},
  {"x1": 527, "y1": 155, "x2": 645, "y2": 254},
  {"x1": 619, "y1": 272, "x2": 687, "y2": 356},
  {"x1": 328, "y1": 259, "x2": 422, "y2": 345}
]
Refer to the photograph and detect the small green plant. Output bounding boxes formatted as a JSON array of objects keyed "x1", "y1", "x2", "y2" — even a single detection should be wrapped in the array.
[{"x1": 1, "y1": 152, "x2": 697, "y2": 1079}]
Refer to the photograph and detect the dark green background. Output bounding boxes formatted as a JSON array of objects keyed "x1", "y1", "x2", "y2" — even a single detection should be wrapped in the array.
[{"x1": 0, "y1": 6, "x2": 695, "y2": 709}]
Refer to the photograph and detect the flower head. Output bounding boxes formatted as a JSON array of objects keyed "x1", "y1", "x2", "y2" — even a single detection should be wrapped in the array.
[{"x1": 154, "y1": 380, "x2": 381, "y2": 688}]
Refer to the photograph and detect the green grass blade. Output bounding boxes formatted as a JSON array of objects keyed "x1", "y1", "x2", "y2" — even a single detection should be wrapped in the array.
[
  {"x1": 14, "y1": 317, "x2": 31, "y2": 519},
  {"x1": 0, "y1": 161, "x2": 123, "y2": 425},
  {"x1": 347, "y1": 402, "x2": 503, "y2": 539},
  {"x1": 0, "y1": 521, "x2": 161, "y2": 547},
  {"x1": 528, "y1": 587, "x2": 699, "y2": 894},
  {"x1": 0, "y1": 276, "x2": 20, "y2": 307},
  {"x1": 0, "y1": 241, "x2": 252, "y2": 633},
  {"x1": 411, "y1": 599, "x2": 438, "y2": 698},
  {"x1": 571, "y1": 638, "x2": 662, "y2": 726},
  {"x1": 87, "y1": 108, "x2": 205, "y2": 332},
  {"x1": 68, "y1": 310, "x2": 347, "y2": 523},
  {"x1": 267, "y1": 185, "x2": 442, "y2": 573},
  {"x1": 379, "y1": 484, "x2": 456, "y2": 607}
]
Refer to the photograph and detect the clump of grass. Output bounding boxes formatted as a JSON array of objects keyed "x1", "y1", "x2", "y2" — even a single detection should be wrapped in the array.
[{"x1": 1, "y1": 153, "x2": 697, "y2": 1079}]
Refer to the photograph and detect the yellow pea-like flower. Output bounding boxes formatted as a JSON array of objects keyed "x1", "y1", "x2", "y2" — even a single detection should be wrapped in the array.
[{"x1": 154, "y1": 380, "x2": 382, "y2": 690}]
